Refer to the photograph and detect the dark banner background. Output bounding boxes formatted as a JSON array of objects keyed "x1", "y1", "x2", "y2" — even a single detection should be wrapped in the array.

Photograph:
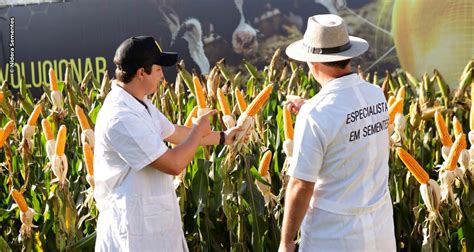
[{"x1": 0, "y1": 0, "x2": 472, "y2": 93}]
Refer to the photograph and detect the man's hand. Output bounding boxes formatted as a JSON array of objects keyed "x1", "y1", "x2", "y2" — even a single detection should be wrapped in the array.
[
  {"x1": 284, "y1": 95, "x2": 305, "y2": 114},
  {"x1": 278, "y1": 241, "x2": 296, "y2": 252},
  {"x1": 224, "y1": 126, "x2": 242, "y2": 145},
  {"x1": 193, "y1": 110, "x2": 217, "y2": 137}
]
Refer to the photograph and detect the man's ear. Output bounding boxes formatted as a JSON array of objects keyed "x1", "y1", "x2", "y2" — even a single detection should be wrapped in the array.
[{"x1": 135, "y1": 68, "x2": 145, "y2": 80}]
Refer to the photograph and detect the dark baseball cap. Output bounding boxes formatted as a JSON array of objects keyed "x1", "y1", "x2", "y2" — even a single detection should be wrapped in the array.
[{"x1": 114, "y1": 36, "x2": 178, "y2": 73}]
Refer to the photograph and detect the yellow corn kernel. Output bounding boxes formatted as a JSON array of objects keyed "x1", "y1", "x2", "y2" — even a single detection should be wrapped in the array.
[
  {"x1": 445, "y1": 133, "x2": 466, "y2": 171},
  {"x1": 41, "y1": 119, "x2": 54, "y2": 141},
  {"x1": 235, "y1": 88, "x2": 247, "y2": 113},
  {"x1": 55, "y1": 125, "x2": 67, "y2": 156},
  {"x1": 258, "y1": 151, "x2": 272, "y2": 177},
  {"x1": 387, "y1": 96, "x2": 396, "y2": 107},
  {"x1": 49, "y1": 68, "x2": 58, "y2": 91},
  {"x1": 217, "y1": 88, "x2": 231, "y2": 116},
  {"x1": 193, "y1": 75, "x2": 206, "y2": 109},
  {"x1": 11, "y1": 189, "x2": 28, "y2": 212},
  {"x1": 388, "y1": 99, "x2": 403, "y2": 124},
  {"x1": 0, "y1": 120, "x2": 15, "y2": 147},
  {"x1": 283, "y1": 106, "x2": 294, "y2": 140},
  {"x1": 184, "y1": 106, "x2": 199, "y2": 127},
  {"x1": 75, "y1": 105, "x2": 91, "y2": 130},
  {"x1": 453, "y1": 116, "x2": 463, "y2": 137},
  {"x1": 27, "y1": 104, "x2": 42, "y2": 126},
  {"x1": 83, "y1": 143, "x2": 94, "y2": 176},
  {"x1": 246, "y1": 84, "x2": 273, "y2": 117},
  {"x1": 396, "y1": 147, "x2": 430, "y2": 184},
  {"x1": 434, "y1": 111, "x2": 452, "y2": 147},
  {"x1": 396, "y1": 86, "x2": 406, "y2": 101}
]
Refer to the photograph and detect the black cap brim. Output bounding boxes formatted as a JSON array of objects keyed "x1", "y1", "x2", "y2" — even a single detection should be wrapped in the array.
[{"x1": 156, "y1": 52, "x2": 178, "y2": 67}]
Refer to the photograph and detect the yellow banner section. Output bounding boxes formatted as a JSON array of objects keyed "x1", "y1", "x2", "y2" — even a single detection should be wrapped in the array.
[{"x1": 0, "y1": 57, "x2": 107, "y2": 89}]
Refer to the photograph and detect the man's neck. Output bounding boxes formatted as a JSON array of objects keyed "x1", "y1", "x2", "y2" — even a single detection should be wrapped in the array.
[
  {"x1": 116, "y1": 80, "x2": 146, "y2": 101},
  {"x1": 317, "y1": 65, "x2": 352, "y2": 87}
]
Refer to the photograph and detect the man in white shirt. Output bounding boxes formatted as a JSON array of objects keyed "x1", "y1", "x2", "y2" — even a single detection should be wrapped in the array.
[
  {"x1": 279, "y1": 15, "x2": 396, "y2": 251},
  {"x1": 93, "y1": 36, "x2": 240, "y2": 251}
]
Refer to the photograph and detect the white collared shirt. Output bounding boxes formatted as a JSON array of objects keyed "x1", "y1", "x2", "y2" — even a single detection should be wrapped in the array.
[
  {"x1": 288, "y1": 73, "x2": 396, "y2": 251},
  {"x1": 93, "y1": 83, "x2": 188, "y2": 251}
]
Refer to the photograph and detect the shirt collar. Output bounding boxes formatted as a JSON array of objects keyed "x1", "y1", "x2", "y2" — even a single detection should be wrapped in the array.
[
  {"x1": 111, "y1": 81, "x2": 150, "y2": 114},
  {"x1": 317, "y1": 73, "x2": 362, "y2": 96}
]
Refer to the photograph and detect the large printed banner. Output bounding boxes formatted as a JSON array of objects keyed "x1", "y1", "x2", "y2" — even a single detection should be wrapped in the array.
[{"x1": 0, "y1": 0, "x2": 472, "y2": 93}]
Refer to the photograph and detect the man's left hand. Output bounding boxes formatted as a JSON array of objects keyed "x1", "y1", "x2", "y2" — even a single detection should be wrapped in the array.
[
  {"x1": 278, "y1": 241, "x2": 296, "y2": 252},
  {"x1": 224, "y1": 126, "x2": 242, "y2": 145}
]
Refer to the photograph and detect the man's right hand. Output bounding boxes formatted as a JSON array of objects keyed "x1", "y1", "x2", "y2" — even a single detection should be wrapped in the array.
[
  {"x1": 283, "y1": 95, "x2": 305, "y2": 114},
  {"x1": 193, "y1": 110, "x2": 217, "y2": 137}
]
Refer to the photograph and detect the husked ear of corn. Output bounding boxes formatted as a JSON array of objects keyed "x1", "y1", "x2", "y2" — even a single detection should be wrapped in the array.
[
  {"x1": 396, "y1": 147, "x2": 430, "y2": 184},
  {"x1": 246, "y1": 84, "x2": 273, "y2": 117},
  {"x1": 434, "y1": 111, "x2": 453, "y2": 148},
  {"x1": 27, "y1": 104, "x2": 42, "y2": 126},
  {"x1": 235, "y1": 88, "x2": 247, "y2": 114},
  {"x1": 453, "y1": 116, "x2": 463, "y2": 137},
  {"x1": 217, "y1": 88, "x2": 231, "y2": 116},
  {"x1": 75, "y1": 105, "x2": 91, "y2": 130},
  {"x1": 193, "y1": 74, "x2": 207, "y2": 110},
  {"x1": 387, "y1": 96, "x2": 396, "y2": 107},
  {"x1": 55, "y1": 125, "x2": 67, "y2": 156},
  {"x1": 52, "y1": 125, "x2": 68, "y2": 185},
  {"x1": 217, "y1": 88, "x2": 236, "y2": 128},
  {"x1": 76, "y1": 105, "x2": 95, "y2": 148},
  {"x1": 42, "y1": 119, "x2": 56, "y2": 162},
  {"x1": 83, "y1": 143, "x2": 95, "y2": 187},
  {"x1": 0, "y1": 120, "x2": 15, "y2": 148},
  {"x1": 11, "y1": 189, "x2": 28, "y2": 212},
  {"x1": 388, "y1": 99, "x2": 403, "y2": 124},
  {"x1": 396, "y1": 86, "x2": 406, "y2": 101},
  {"x1": 258, "y1": 151, "x2": 272, "y2": 177},
  {"x1": 255, "y1": 151, "x2": 276, "y2": 205},
  {"x1": 283, "y1": 105, "x2": 294, "y2": 157},
  {"x1": 0, "y1": 91, "x2": 3, "y2": 103},
  {"x1": 444, "y1": 133, "x2": 466, "y2": 171},
  {"x1": 50, "y1": 68, "x2": 63, "y2": 110},
  {"x1": 184, "y1": 106, "x2": 199, "y2": 128},
  {"x1": 11, "y1": 189, "x2": 37, "y2": 237}
]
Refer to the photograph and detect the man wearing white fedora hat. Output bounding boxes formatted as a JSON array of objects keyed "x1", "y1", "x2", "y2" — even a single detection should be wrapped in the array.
[{"x1": 280, "y1": 15, "x2": 396, "y2": 251}]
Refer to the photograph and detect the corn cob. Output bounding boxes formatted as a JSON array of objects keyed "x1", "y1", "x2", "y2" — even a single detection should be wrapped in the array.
[
  {"x1": 259, "y1": 151, "x2": 272, "y2": 177},
  {"x1": 11, "y1": 189, "x2": 28, "y2": 212},
  {"x1": 27, "y1": 104, "x2": 42, "y2": 126},
  {"x1": 444, "y1": 133, "x2": 466, "y2": 171},
  {"x1": 0, "y1": 120, "x2": 14, "y2": 148},
  {"x1": 184, "y1": 106, "x2": 199, "y2": 127},
  {"x1": 217, "y1": 88, "x2": 231, "y2": 116},
  {"x1": 83, "y1": 143, "x2": 94, "y2": 176},
  {"x1": 470, "y1": 99, "x2": 474, "y2": 131},
  {"x1": 75, "y1": 105, "x2": 91, "y2": 130},
  {"x1": 387, "y1": 96, "x2": 395, "y2": 107},
  {"x1": 0, "y1": 91, "x2": 3, "y2": 103},
  {"x1": 434, "y1": 111, "x2": 453, "y2": 147},
  {"x1": 49, "y1": 68, "x2": 58, "y2": 91},
  {"x1": 235, "y1": 88, "x2": 247, "y2": 113},
  {"x1": 388, "y1": 99, "x2": 403, "y2": 124},
  {"x1": 283, "y1": 105, "x2": 294, "y2": 140},
  {"x1": 396, "y1": 86, "x2": 406, "y2": 101},
  {"x1": 396, "y1": 147, "x2": 430, "y2": 184},
  {"x1": 55, "y1": 125, "x2": 67, "y2": 156},
  {"x1": 246, "y1": 84, "x2": 273, "y2": 117},
  {"x1": 453, "y1": 116, "x2": 463, "y2": 137},
  {"x1": 193, "y1": 75, "x2": 206, "y2": 109},
  {"x1": 41, "y1": 119, "x2": 54, "y2": 141}
]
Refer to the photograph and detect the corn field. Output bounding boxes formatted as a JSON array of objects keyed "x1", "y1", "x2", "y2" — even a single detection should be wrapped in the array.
[{"x1": 0, "y1": 51, "x2": 473, "y2": 251}]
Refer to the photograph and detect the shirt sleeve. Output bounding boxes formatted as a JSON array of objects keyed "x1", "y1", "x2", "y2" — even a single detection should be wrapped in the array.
[
  {"x1": 156, "y1": 110, "x2": 175, "y2": 139},
  {"x1": 107, "y1": 117, "x2": 169, "y2": 171},
  {"x1": 287, "y1": 109, "x2": 326, "y2": 183}
]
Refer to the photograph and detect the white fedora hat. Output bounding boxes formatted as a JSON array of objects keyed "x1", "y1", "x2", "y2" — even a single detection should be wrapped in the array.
[{"x1": 286, "y1": 14, "x2": 369, "y2": 62}]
